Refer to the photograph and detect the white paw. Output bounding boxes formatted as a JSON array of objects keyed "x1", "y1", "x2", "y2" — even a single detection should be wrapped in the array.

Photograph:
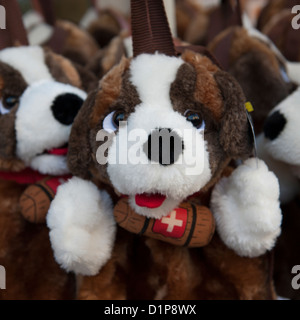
[
  {"x1": 47, "y1": 177, "x2": 116, "y2": 276},
  {"x1": 210, "y1": 158, "x2": 282, "y2": 257}
]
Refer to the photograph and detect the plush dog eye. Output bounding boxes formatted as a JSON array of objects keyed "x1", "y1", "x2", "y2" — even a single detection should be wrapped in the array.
[
  {"x1": 0, "y1": 96, "x2": 19, "y2": 115},
  {"x1": 4, "y1": 96, "x2": 19, "y2": 108},
  {"x1": 103, "y1": 110, "x2": 125, "y2": 132},
  {"x1": 185, "y1": 110, "x2": 205, "y2": 131}
]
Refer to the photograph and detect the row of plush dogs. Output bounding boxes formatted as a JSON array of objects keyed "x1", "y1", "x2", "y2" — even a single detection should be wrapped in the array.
[{"x1": 0, "y1": 0, "x2": 299, "y2": 300}]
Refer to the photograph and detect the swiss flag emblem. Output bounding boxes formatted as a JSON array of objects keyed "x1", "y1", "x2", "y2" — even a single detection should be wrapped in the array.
[{"x1": 152, "y1": 208, "x2": 187, "y2": 238}]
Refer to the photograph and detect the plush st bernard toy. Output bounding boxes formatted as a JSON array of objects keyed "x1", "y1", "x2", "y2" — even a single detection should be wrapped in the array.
[
  {"x1": 48, "y1": 0, "x2": 282, "y2": 300},
  {"x1": 257, "y1": 86, "x2": 300, "y2": 300},
  {"x1": 0, "y1": 34, "x2": 97, "y2": 300}
]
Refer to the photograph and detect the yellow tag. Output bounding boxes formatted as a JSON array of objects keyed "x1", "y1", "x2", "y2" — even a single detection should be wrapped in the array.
[{"x1": 245, "y1": 102, "x2": 254, "y2": 113}]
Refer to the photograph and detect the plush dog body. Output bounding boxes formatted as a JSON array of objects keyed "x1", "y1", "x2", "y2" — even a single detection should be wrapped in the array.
[
  {"x1": 0, "y1": 45, "x2": 96, "y2": 299},
  {"x1": 257, "y1": 86, "x2": 300, "y2": 299},
  {"x1": 48, "y1": 45, "x2": 282, "y2": 299}
]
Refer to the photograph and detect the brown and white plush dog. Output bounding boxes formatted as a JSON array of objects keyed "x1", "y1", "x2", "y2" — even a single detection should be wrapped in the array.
[
  {"x1": 0, "y1": 36, "x2": 98, "y2": 299},
  {"x1": 47, "y1": 0, "x2": 282, "y2": 300},
  {"x1": 257, "y1": 86, "x2": 300, "y2": 300},
  {"x1": 207, "y1": 25, "x2": 297, "y2": 133},
  {"x1": 23, "y1": 1, "x2": 100, "y2": 66}
]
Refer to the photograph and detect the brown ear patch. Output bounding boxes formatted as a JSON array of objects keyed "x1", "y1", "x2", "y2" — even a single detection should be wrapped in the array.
[
  {"x1": 56, "y1": 20, "x2": 100, "y2": 66},
  {"x1": 91, "y1": 57, "x2": 130, "y2": 127},
  {"x1": 181, "y1": 50, "x2": 223, "y2": 120},
  {"x1": 44, "y1": 50, "x2": 82, "y2": 88},
  {"x1": 214, "y1": 70, "x2": 253, "y2": 159}
]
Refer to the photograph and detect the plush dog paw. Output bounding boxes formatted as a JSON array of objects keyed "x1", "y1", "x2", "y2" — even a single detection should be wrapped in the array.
[
  {"x1": 210, "y1": 158, "x2": 282, "y2": 257},
  {"x1": 47, "y1": 177, "x2": 116, "y2": 276}
]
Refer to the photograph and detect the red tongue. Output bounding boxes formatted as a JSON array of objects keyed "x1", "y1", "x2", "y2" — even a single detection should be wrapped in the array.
[
  {"x1": 135, "y1": 193, "x2": 166, "y2": 209},
  {"x1": 47, "y1": 147, "x2": 68, "y2": 156}
]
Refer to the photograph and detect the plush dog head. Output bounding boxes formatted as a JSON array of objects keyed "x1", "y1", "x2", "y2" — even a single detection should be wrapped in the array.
[
  {"x1": 67, "y1": 0, "x2": 253, "y2": 219},
  {"x1": 262, "y1": 86, "x2": 300, "y2": 175},
  {"x1": 0, "y1": 45, "x2": 96, "y2": 174},
  {"x1": 208, "y1": 25, "x2": 297, "y2": 133}
]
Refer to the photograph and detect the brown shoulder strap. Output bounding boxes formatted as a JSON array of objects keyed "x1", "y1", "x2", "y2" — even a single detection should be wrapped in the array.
[
  {"x1": 205, "y1": 0, "x2": 242, "y2": 45},
  {"x1": 131, "y1": 0, "x2": 175, "y2": 57},
  {"x1": 0, "y1": 0, "x2": 29, "y2": 50},
  {"x1": 31, "y1": 0, "x2": 56, "y2": 26}
]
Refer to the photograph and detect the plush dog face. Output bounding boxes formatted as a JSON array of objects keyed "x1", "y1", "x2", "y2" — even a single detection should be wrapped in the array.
[
  {"x1": 263, "y1": 86, "x2": 300, "y2": 177},
  {"x1": 68, "y1": 50, "x2": 252, "y2": 218},
  {"x1": 0, "y1": 46, "x2": 89, "y2": 174}
]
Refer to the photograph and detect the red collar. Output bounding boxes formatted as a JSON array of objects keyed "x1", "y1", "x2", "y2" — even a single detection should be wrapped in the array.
[{"x1": 0, "y1": 168, "x2": 48, "y2": 185}]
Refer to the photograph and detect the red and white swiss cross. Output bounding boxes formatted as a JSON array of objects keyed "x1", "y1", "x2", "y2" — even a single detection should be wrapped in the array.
[{"x1": 152, "y1": 208, "x2": 188, "y2": 238}]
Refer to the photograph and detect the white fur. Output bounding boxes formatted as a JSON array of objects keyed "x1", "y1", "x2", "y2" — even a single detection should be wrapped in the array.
[
  {"x1": 79, "y1": 7, "x2": 98, "y2": 29},
  {"x1": 23, "y1": 10, "x2": 43, "y2": 30},
  {"x1": 28, "y1": 23, "x2": 54, "y2": 46},
  {"x1": 0, "y1": 46, "x2": 53, "y2": 85},
  {"x1": 264, "y1": 88, "x2": 300, "y2": 166},
  {"x1": 286, "y1": 62, "x2": 300, "y2": 86},
  {"x1": 47, "y1": 177, "x2": 116, "y2": 276},
  {"x1": 210, "y1": 158, "x2": 282, "y2": 258},
  {"x1": 16, "y1": 80, "x2": 87, "y2": 175},
  {"x1": 257, "y1": 134, "x2": 300, "y2": 204},
  {"x1": 107, "y1": 53, "x2": 212, "y2": 218}
]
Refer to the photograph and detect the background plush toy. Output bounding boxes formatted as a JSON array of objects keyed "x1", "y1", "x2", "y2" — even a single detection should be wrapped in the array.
[
  {"x1": 47, "y1": 0, "x2": 282, "y2": 300},
  {"x1": 0, "y1": 0, "x2": 97, "y2": 300},
  {"x1": 206, "y1": 3, "x2": 297, "y2": 133},
  {"x1": 257, "y1": 86, "x2": 300, "y2": 300},
  {"x1": 23, "y1": 0, "x2": 100, "y2": 66},
  {"x1": 256, "y1": 0, "x2": 300, "y2": 86},
  {"x1": 257, "y1": 0, "x2": 300, "y2": 62}
]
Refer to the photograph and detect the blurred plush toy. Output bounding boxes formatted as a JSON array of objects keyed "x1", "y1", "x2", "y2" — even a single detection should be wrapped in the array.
[
  {"x1": 257, "y1": 0, "x2": 300, "y2": 62},
  {"x1": 0, "y1": 0, "x2": 97, "y2": 300},
  {"x1": 256, "y1": 0, "x2": 300, "y2": 85},
  {"x1": 176, "y1": 0, "x2": 253, "y2": 46},
  {"x1": 207, "y1": 2, "x2": 297, "y2": 133},
  {"x1": 48, "y1": 0, "x2": 282, "y2": 300},
  {"x1": 23, "y1": 0, "x2": 100, "y2": 66},
  {"x1": 257, "y1": 86, "x2": 300, "y2": 300}
]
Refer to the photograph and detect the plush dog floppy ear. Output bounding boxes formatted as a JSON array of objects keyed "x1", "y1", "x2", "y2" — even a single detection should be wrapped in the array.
[
  {"x1": 67, "y1": 89, "x2": 98, "y2": 180},
  {"x1": 214, "y1": 70, "x2": 253, "y2": 159}
]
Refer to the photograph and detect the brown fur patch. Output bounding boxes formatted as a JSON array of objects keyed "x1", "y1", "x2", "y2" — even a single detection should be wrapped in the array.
[
  {"x1": 45, "y1": 50, "x2": 82, "y2": 88},
  {"x1": 91, "y1": 57, "x2": 130, "y2": 127},
  {"x1": 0, "y1": 180, "x2": 76, "y2": 300},
  {"x1": 181, "y1": 50, "x2": 223, "y2": 120},
  {"x1": 208, "y1": 27, "x2": 279, "y2": 73},
  {"x1": 57, "y1": 20, "x2": 99, "y2": 64}
]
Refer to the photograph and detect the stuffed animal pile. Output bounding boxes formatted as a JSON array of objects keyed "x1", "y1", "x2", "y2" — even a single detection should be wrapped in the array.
[{"x1": 0, "y1": 0, "x2": 299, "y2": 300}]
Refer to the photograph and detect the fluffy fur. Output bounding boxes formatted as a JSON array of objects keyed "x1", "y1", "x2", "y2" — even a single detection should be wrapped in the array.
[
  {"x1": 47, "y1": 177, "x2": 116, "y2": 276},
  {"x1": 210, "y1": 158, "x2": 282, "y2": 257}
]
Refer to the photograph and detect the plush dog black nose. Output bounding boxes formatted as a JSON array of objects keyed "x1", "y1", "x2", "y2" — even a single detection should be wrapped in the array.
[
  {"x1": 263, "y1": 111, "x2": 286, "y2": 140},
  {"x1": 143, "y1": 128, "x2": 184, "y2": 166},
  {"x1": 51, "y1": 93, "x2": 84, "y2": 125}
]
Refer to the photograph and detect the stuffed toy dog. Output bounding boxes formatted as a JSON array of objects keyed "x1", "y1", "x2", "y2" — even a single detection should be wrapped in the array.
[
  {"x1": 0, "y1": 1, "x2": 97, "y2": 300},
  {"x1": 47, "y1": 0, "x2": 282, "y2": 300},
  {"x1": 257, "y1": 0, "x2": 300, "y2": 63},
  {"x1": 24, "y1": 0, "x2": 100, "y2": 67},
  {"x1": 256, "y1": 0, "x2": 300, "y2": 86},
  {"x1": 257, "y1": 86, "x2": 300, "y2": 300},
  {"x1": 207, "y1": 21, "x2": 297, "y2": 133}
]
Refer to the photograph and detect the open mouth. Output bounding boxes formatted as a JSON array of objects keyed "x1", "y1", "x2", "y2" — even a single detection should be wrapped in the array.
[
  {"x1": 43, "y1": 144, "x2": 68, "y2": 156},
  {"x1": 135, "y1": 193, "x2": 166, "y2": 209}
]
